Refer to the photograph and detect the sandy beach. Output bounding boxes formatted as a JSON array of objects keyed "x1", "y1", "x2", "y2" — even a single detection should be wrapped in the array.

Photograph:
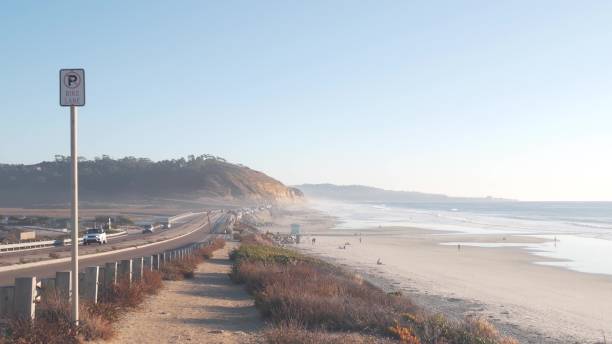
[{"x1": 265, "y1": 205, "x2": 612, "y2": 344}]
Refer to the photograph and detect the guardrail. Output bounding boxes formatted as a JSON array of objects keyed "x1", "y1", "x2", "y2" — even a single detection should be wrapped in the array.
[
  {"x1": 0, "y1": 231, "x2": 127, "y2": 253},
  {"x1": 20, "y1": 226, "x2": 68, "y2": 233},
  {"x1": 1, "y1": 210, "x2": 209, "y2": 253},
  {"x1": 167, "y1": 211, "x2": 205, "y2": 224},
  {"x1": 0, "y1": 240, "x2": 211, "y2": 320}
]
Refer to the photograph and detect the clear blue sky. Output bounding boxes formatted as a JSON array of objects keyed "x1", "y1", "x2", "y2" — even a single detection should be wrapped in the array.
[{"x1": 1, "y1": 1, "x2": 611, "y2": 201}]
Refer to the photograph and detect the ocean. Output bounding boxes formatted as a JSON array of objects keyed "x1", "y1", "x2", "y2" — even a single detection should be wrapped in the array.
[{"x1": 311, "y1": 200, "x2": 612, "y2": 276}]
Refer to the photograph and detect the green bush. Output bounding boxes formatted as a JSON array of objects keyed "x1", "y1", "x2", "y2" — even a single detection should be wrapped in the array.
[{"x1": 230, "y1": 244, "x2": 301, "y2": 265}]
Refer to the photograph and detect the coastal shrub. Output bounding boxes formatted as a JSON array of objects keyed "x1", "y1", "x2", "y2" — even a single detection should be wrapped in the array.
[
  {"x1": 197, "y1": 238, "x2": 226, "y2": 259},
  {"x1": 229, "y1": 243, "x2": 300, "y2": 265},
  {"x1": 9, "y1": 293, "x2": 79, "y2": 344},
  {"x1": 231, "y1": 239, "x2": 518, "y2": 344},
  {"x1": 388, "y1": 322, "x2": 420, "y2": 344},
  {"x1": 106, "y1": 278, "x2": 147, "y2": 308},
  {"x1": 162, "y1": 239, "x2": 227, "y2": 280},
  {"x1": 142, "y1": 269, "x2": 163, "y2": 294},
  {"x1": 400, "y1": 312, "x2": 518, "y2": 344},
  {"x1": 264, "y1": 321, "x2": 397, "y2": 344},
  {"x1": 85, "y1": 300, "x2": 123, "y2": 324},
  {"x1": 234, "y1": 259, "x2": 411, "y2": 333},
  {"x1": 239, "y1": 232, "x2": 274, "y2": 246},
  {"x1": 85, "y1": 272, "x2": 164, "y2": 330},
  {"x1": 161, "y1": 255, "x2": 201, "y2": 280},
  {"x1": 231, "y1": 243, "x2": 415, "y2": 336},
  {"x1": 5, "y1": 292, "x2": 114, "y2": 343},
  {"x1": 78, "y1": 306, "x2": 114, "y2": 341}
]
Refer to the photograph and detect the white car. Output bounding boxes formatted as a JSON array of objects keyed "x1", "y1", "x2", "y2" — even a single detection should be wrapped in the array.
[
  {"x1": 142, "y1": 224, "x2": 154, "y2": 234},
  {"x1": 83, "y1": 228, "x2": 108, "y2": 245}
]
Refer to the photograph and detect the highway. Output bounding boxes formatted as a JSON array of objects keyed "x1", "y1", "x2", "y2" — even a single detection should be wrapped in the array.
[
  {"x1": 0, "y1": 212, "x2": 231, "y2": 286},
  {"x1": 0, "y1": 213, "x2": 215, "y2": 263}
]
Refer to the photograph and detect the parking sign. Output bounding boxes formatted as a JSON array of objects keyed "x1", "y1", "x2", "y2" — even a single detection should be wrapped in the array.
[{"x1": 60, "y1": 69, "x2": 85, "y2": 106}]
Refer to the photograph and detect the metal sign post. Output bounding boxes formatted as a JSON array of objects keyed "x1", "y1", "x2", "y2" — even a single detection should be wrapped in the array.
[{"x1": 60, "y1": 68, "x2": 85, "y2": 324}]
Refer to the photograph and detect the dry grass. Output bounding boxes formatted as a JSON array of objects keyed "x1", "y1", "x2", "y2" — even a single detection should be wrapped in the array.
[
  {"x1": 142, "y1": 269, "x2": 163, "y2": 294},
  {"x1": 79, "y1": 306, "x2": 114, "y2": 342},
  {"x1": 104, "y1": 270, "x2": 163, "y2": 305},
  {"x1": 232, "y1": 258, "x2": 411, "y2": 335},
  {"x1": 397, "y1": 312, "x2": 520, "y2": 344},
  {"x1": 104, "y1": 278, "x2": 147, "y2": 309},
  {"x1": 231, "y1": 240, "x2": 518, "y2": 344},
  {"x1": 264, "y1": 321, "x2": 397, "y2": 344},
  {"x1": 3, "y1": 271, "x2": 165, "y2": 343},
  {"x1": 7, "y1": 311, "x2": 79, "y2": 343},
  {"x1": 196, "y1": 238, "x2": 226, "y2": 259},
  {"x1": 6, "y1": 291, "x2": 112, "y2": 343},
  {"x1": 160, "y1": 239, "x2": 226, "y2": 280},
  {"x1": 161, "y1": 256, "x2": 200, "y2": 280}
]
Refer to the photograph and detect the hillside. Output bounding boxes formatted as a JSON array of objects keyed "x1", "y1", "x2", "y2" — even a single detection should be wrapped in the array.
[
  {"x1": 295, "y1": 183, "x2": 513, "y2": 203},
  {"x1": 0, "y1": 155, "x2": 303, "y2": 206}
]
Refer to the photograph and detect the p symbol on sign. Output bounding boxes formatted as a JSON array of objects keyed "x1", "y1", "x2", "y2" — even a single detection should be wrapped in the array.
[
  {"x1": 59, "y1": 68, "x2": 85, "y2": 107},
  {"x1": 64, "y1": 73, "x2": 81, "y2": 89}
]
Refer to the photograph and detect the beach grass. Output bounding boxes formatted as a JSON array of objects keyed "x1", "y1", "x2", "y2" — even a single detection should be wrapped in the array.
[{"x1": 230, "y1": 234, "x2": 517, "y2": 344}]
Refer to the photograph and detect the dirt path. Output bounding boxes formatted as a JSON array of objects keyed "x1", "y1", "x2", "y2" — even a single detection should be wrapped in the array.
[{"x1": 101, "y1": 242, "x2": 263, "y2": 344}]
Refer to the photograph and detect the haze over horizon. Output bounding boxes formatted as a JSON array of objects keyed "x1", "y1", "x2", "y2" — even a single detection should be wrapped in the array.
[{"x1": 2, "y1": 1, "x2": 612, "y2": 202}]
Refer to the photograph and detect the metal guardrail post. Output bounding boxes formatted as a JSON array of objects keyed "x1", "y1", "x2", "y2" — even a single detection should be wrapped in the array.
[
  {"x1": 104, "y1": 262, "x2": 118, "y2": 294},
  {"x1": 0, "y1": 286, "x2": 15, "y2": 317},
  {"x1": 132, "y1": 257, "x2": 144, "y2": 282},
  {"x1": 98, "y1": 267, "x2": 105, "y2": 295},
  {"x1": 14, "y1": 277, "x2": 36, "y2": 320},
  {"x1": 152, "y1": 254, "x2": 160, "y2": 270},
  {"x1": 56, "y1": 271, "x2": 72, "y2": 303},
  {"x1": 118, "y1": 260, "x2": 132, "y2": 285},
  {"x1": 40, "y1": 278, "x2": 56, "y2": 290},
  {"x1": 82, "y1": 266, "x2": 99, "y2": 303},
  {"x1": 143, "y1": 256, "x2": 153, "y2": 272}
]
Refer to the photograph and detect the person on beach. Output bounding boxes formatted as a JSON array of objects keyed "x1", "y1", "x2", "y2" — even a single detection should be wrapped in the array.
[
  {"x1": 457, "y1": 244, "x2": 461, "y2": 251},
  {"x1": 312, "y1": 237, "x2": 316, "y2": 245}
]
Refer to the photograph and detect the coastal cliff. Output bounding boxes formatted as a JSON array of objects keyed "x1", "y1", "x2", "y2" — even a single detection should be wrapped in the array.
[{"x1": 0, "y1": 155, "x2": 302, "y2": 206}]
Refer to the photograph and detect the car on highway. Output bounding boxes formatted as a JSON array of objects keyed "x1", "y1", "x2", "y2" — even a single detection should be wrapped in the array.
[
  {"x1": 142, "y1": 224, "x2": 156, "y2": 234},
  {"x1": 82, "y1": 228, "x2": 108, "y2": 245}
]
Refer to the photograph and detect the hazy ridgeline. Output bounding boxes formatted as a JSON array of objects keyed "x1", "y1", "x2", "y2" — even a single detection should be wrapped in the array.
[
  {"x1": 0, "y1": 155, "x2": 303, "y2": 206},
  {"x1": 296, "y1": 183, "x2": 514, "y2": 203}
]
